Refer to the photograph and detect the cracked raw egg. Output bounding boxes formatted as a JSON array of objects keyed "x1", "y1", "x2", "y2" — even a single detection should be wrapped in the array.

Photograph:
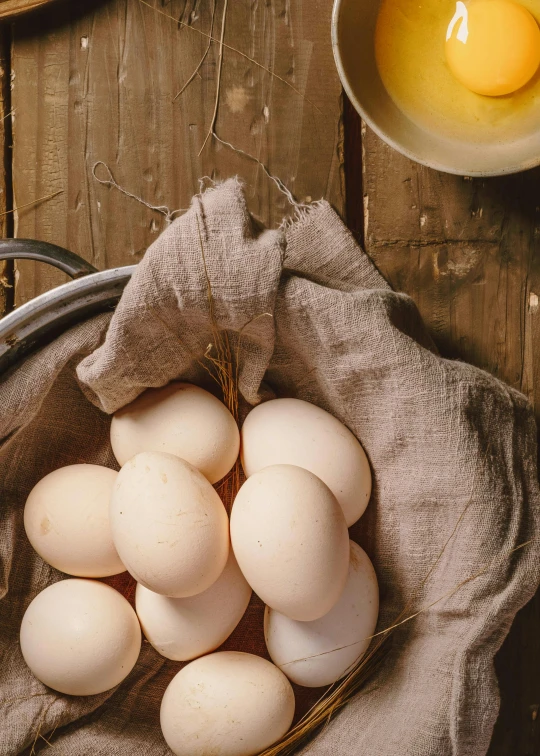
[
  {"x1": 375, "y1": 0, "x2": 540, "y2": 144},
  {"x1": 445, "y1": 0, "x2": 540, "y2": 96}
]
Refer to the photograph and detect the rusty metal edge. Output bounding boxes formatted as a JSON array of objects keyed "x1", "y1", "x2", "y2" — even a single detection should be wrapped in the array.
[{"x1": 0, "y1": 265, "x2": 134, "y2": 375}]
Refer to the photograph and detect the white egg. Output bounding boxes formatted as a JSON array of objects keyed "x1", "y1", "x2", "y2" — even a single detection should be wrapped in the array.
[
  {"x1": 110, "y1": 382, "x2": 240, "y2": 484},
  {"x1": 23, "y1": 464, "x2": 125, "y2": 578},
  {"x1": 230, "y1": 464, "x2": 349, "y2": 621},
  {"x1": 135, "y1": 550, "x2": 252, "y2": 661},
  {"x1": 264, "y1": 541, "x2": 379, "y2": 687},
  {"x1": 160, "y1": 651, "x2": 295, "y2": 756},
  {"x1": 20, "y1": 579, "x2": 141, "y2": 696},
  {"x1": 110, "y1": 452, "x2": 229, "y2": 598},
  {"x1": 241, "y1": 397, "x2": 371, "y2": 526}
]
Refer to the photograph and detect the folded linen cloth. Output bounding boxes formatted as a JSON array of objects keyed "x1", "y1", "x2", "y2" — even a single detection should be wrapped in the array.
[{"x1": 0, "y1": 179, "x2": 538, "y2": 756}]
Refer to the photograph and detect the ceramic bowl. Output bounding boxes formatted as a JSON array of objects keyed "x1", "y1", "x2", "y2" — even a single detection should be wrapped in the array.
[{"x1": 331, "y1": 0, "x2": 540, "y2": 176}]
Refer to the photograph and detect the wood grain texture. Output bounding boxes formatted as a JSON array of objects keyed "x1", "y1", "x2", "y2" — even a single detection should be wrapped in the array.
[
  {"x1": 353, "y1": 118, "x2": 540, "y2": 756},
  {"x1": 0, "y1": 26, "x2": 13, "y2": 316},
  {"x1": 11, "y1": 0, "x2": 344, "y2": 305},
  {"x1": 0, "y1": 0, "x2": 56, "y2": 20}
]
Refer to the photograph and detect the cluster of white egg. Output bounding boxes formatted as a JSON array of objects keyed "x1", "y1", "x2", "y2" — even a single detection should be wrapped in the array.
[{"x1": 20, "y1": 383, "x2": 378, "y2": 756}]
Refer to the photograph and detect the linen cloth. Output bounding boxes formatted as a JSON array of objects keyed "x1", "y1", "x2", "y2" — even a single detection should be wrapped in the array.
[{"x1": 1, "y1": 179, "x2": 539, "y2": 756}]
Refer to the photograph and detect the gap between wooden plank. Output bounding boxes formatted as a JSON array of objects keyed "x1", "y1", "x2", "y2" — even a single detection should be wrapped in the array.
[{"x1": 344, "y1": 93, "x2": 364, "y2": 248}]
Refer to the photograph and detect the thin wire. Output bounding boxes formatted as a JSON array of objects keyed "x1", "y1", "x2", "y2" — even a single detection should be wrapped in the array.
[
  {"x1": 213, "y1": 133, "x2": 309, "y2": 213},
  {"x1": 92, "y1": 162, "x2": 186, "y2": 224}
]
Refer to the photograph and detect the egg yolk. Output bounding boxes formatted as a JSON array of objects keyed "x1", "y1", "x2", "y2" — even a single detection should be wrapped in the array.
[{"x1": 445, "y1": 0, "x2": 540, "y2": 96}]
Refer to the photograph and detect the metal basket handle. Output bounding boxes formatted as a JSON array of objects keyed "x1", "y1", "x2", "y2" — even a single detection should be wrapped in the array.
[{"x1": 0, "y1": 239, "x2": 98, "y2": 278}]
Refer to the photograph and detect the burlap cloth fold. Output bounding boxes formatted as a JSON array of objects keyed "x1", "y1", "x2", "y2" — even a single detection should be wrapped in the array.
[{"x1": 1, "y1": 179, "x2": 539, "y2": 756}]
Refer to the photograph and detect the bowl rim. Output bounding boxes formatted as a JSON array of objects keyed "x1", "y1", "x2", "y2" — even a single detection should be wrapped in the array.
[{"x1": 331, "y1": 0, "x2": 540, "y2": 178}]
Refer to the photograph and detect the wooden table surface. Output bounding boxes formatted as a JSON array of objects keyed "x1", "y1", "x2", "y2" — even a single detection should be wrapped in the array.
[{"x1": 1, "y1": 1, "x2": 539, "y2": 753}]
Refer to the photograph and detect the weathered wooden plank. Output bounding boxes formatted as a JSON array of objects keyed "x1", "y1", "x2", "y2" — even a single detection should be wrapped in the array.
[
  {"x1": 358, "y1": 123, "x2": 540, "y2": 756},
  {"x1": 362, "y1": 130, "x2": 540, "y2": 408},
  {"x1": 0, "y1": 23, "x2": 12, "y2": 317},
  {"x1": 11, "y1": 0, "x2": 344, "y2": 305}
]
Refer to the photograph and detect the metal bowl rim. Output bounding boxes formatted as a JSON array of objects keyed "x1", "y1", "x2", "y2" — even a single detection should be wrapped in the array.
[{"x1": 0, "y1": 265, "x2": 135, "y2": 339}]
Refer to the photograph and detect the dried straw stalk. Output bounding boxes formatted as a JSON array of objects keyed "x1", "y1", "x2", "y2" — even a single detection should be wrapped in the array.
[
  {"x1": 195, "y1": 215, "x2": 394, "y2": 753},
  {"x1": 196, "y1": 215, "x2": 241, "y2": 510},
  {"x1": 0, "y1": 0, "x2": 54, "y2": 20}
]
